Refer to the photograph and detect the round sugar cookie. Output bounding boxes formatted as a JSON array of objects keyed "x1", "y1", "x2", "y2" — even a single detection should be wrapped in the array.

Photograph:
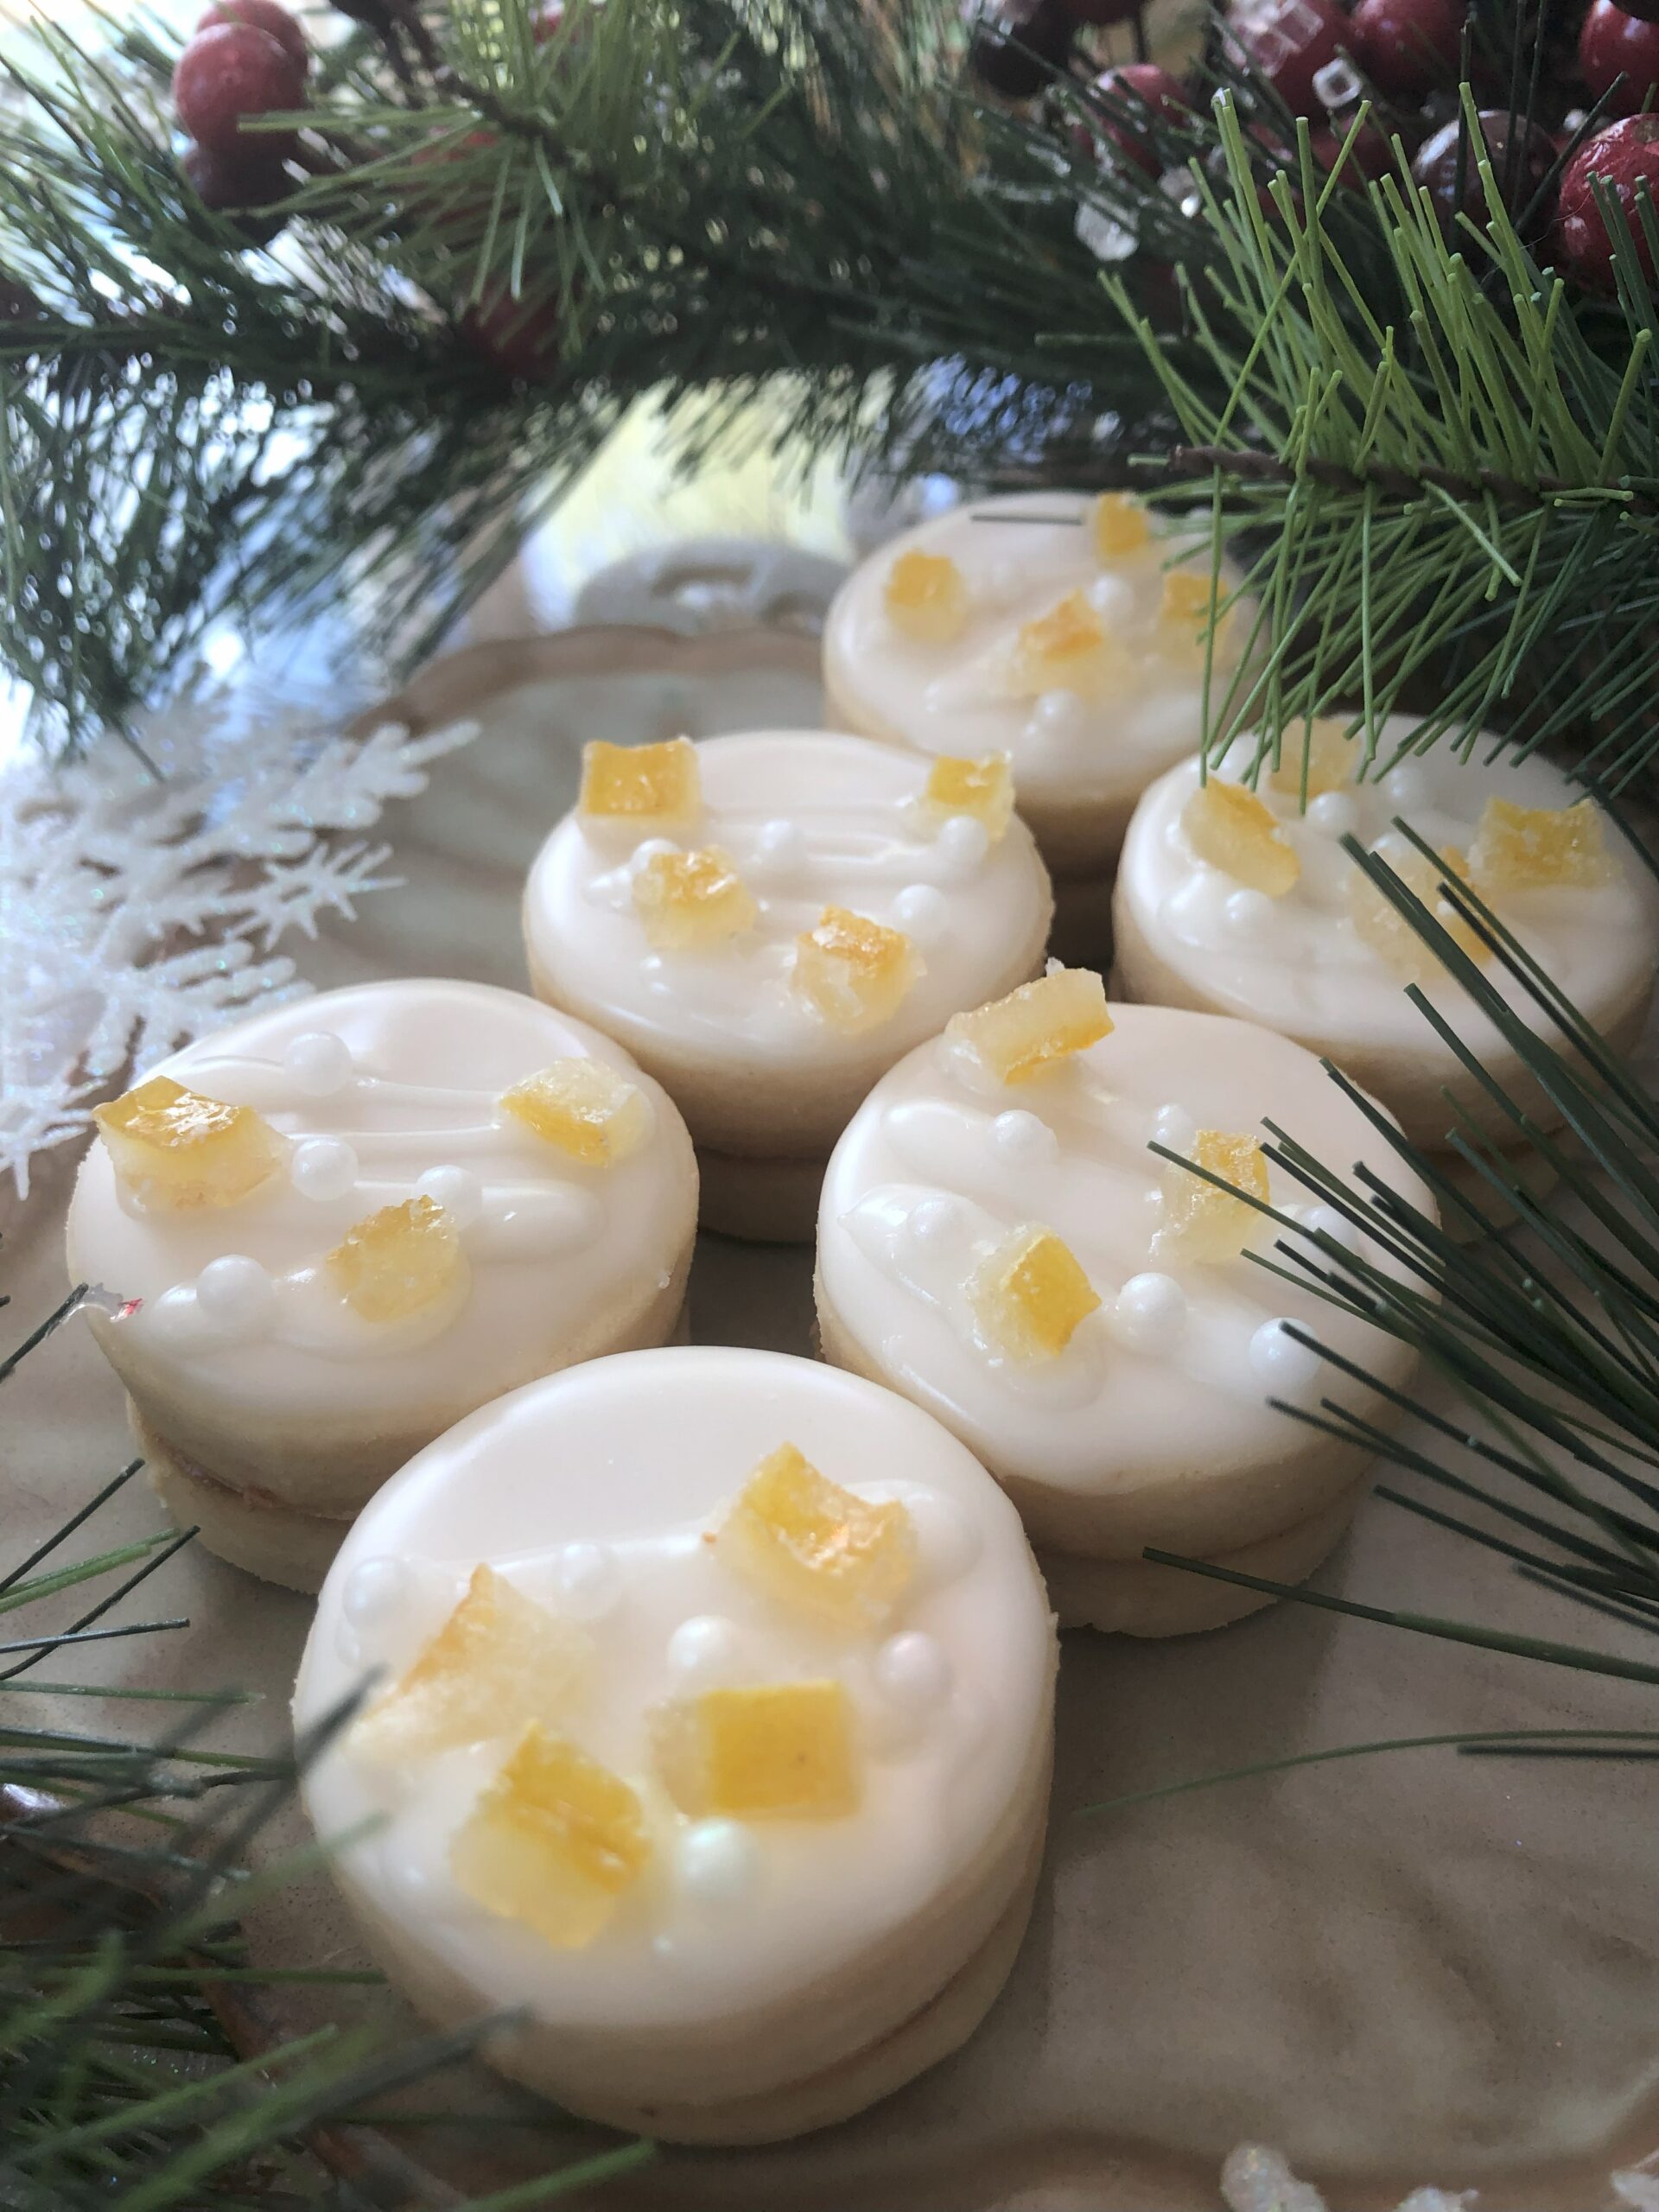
[
  {"x1": 821, "y1": 490, "x2": 1252, "y2": 887},
  {"x1": 67, "y1": 980, "x2": 697, "y2": 1586},
  {"x1": 522, "y1": 728, "x2": 1052, "y2": 1240},
  {"x1": 1112, "y1": 721, "x2": 1659, "y2": 1154},
  {"x1": 814, "y1": 983, "x2": 1436, "y2": 1626},
  {"x1": 294, "y1": 1345, "x2": 1057, "y2": 2142}
]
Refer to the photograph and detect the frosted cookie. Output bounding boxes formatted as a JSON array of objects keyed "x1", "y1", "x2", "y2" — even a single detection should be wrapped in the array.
[
  {"x1": 66, "y1": 981, "x2": 697, "y2": 1591},
  {"x1": 522, "y1": 729, "x2": 1052, "y2": 1241},
  {"x1": 815, "y1": 982, "x2": 1436, "y2": 1635},
  {"x1": 1111, "y1": 718, "x2": 1659, "y2": 1162},
  {"x1": 820, "y1": 491, "x2": 1251, "y2": 943},
  {"x1": 293, "y1": 1345, "x2": 1056, "y2": 2142}
]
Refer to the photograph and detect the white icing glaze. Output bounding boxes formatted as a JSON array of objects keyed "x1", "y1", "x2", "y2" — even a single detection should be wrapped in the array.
[
  {"x1": 817, "y1": 1003, "x2": 1430, "y2": 1495},
  {"x1": 524, "y1": 731, "x2": 1051, "y2": 1075},
  {"x1": 294, "y1": 1346, "x2": 1052, "y2": 2030},
  {"x1": 66, "y1": 981, "x2": 695, "y2": 1425},
  {"x1": 821, "y1": 493, "x2": 1249, "y2": 812},
  {"x1": 1116, "y1": 721, "x2": 1659, "y2": 1052}
]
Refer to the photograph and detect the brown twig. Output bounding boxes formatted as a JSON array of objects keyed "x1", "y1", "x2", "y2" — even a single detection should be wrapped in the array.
[{"x1": 1160, "y1": 442, "x2": 1659, "y2": 518}]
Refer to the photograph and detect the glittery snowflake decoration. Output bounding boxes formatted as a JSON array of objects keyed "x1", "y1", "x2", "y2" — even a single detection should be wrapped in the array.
[
  {"x1": 1222, "y1": 2145, "x2": 1473, "y2": 2212},
  {"x1": 0, "y1": 687, "x2": 477, "y2": 1197}
]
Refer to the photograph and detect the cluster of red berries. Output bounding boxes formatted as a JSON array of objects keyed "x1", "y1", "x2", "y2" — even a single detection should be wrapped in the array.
[
  {"x1": 971, "y1": 0, "x2": 1659, "y2": 291},
  {"x1": 172, "y1": 0, "x2": 310, "y2": 224}
]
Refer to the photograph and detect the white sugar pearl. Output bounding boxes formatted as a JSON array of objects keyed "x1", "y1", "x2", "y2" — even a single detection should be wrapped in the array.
[
  {"x1": 1382, "y1": 762, "x2": 1428, "y2": 808},
  {"x1": 874, "y1": 1631, "x2": 952, "y2": 1714},
  {"x1": 1032, "y1": 690, "x2": 1086, "y2": 737},
  {"x1": 938, "y1": 814, "x2": 990, "y2": 875},
  {"x1": 343, "y1": 1555, "x2": 410, "y2": 1630},
  {"x1": 194, "y1": 1255, "x2": 275, "y2": 1341},
  {"x1": 909, "y1": 1196, "x2": 967, "y2": 1247},
  {"x1": 906, "y1": 1491, "x2": 981, "y2": 1589},
  {"x1": 1249, "y1": 1318, "x2": 1325, "y2": 1391},
  {"x1": 666, "y1": 1614, "x2": 744, "y2": 1685},
  {"x1": 415, "y1": 1165, "x2": 483, "y2": 1229},
  {"x1": 755, "y1": 819, "x2": 805, "y2": 870},
  {"x1": 291, "y1": 1136, "x2": 359, "y2": 1203},
  {"x1": 283, "y1": 1031, "x2": 353, "y2": 1097},
  {"x1": 1224, "y1": 888, "x2": 1273, "y2": 941},
  {"x1": 1110, "y1": 1272, "x2": 1186, "y2": 1353},
  {"x1": 550, "y1": 1541, "x2": 621, "y2": 1620},
  {"x1": 1306, "y1": 789, "x2": 1359, "y2": 838},
  {"x1": 676, "y1": 1820, "x2": 760, "y2": 1906},
  {"x1": 991, "y1": 1109, "x2": 1058, "y2": 1165},
  {"x1": 1152, "y1": 1103, "x2": 1196, "y2": 1154},
  {"x1": 1302, "y1": 1205, "x2": 1358, "y2": 1250},
  {"x1": 892, "y1": 883, "x2": 949, "y2": 946}
]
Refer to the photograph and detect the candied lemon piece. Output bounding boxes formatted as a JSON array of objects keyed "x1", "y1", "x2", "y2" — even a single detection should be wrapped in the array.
[
  {"x1": 1269, "y1": 717, "x2": 1359, "y2": 801},
  {"x1": 791, "y1": 906, "x2": 920, "y2": 1035},
  {"x1": 578, "y1": 736, "x2": 701, "y2": 836},
  {"x1": 719, "y1": 1443, "x2": 915, "y2": 1632},
  {"x1": 1347, "y1": 837, "x2": 1490, "y2": 984},
  {"x1": 327, "y1": 1195, "x2": 466, "y2": 1324},
  {"x1": 450, "y1": 1723, "x2": 650, "y2": 1949},
  {"x1": 354, "y1": 1565, "x2": 593, "y2": 1764},
  {"x1": 652, "y1": 1682, "x2": 859, "y2": 1821},
  {"x1": 632, "y1": 845, "x2": 758, "y2": 951},
  {"x1": 971, "y1": 1224, "x2": 1101, "y2": 1361},
  {"x1": 499, "y1": 1058, "x2": 652, "y2": 1166},
  {"x1": 1008, "y1": 589, "x2": 1127, "y2": 700},
  {"x1": 925, "y1": 752, "x2": 1015, "y2": 842},
  {"x1": 1181, "y1": 779, "x2": 1300, "y2": 898},
  {"x1": 93, "y1": 1076, "x2": 283, "y2": 1212},
  {"x1": 1093, "y1": 491, "x2": 1150, "y2": 559},
  {"x1": 1468, "y1": 796, "x2": 1615, "y2": 893},
  {"x1": 946, "y1": 966, "x2": 1112, "y2": 1085},
  {"x1": 884, "y1": 550, "x2": 968, "y2": 644},
  {"x1": 1154, "y1": 1130, "x2": 1269, "y2": 1265},
  {"x1": 1160, "y1": 569, "x2": 1215, "y2": 626}
]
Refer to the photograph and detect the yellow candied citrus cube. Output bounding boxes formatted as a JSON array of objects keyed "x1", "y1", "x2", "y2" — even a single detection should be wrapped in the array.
[
  {"x1": 1468, "y1": 795, "x2": 1615, "y2": 893},
  {"x1": 1181, "y1": 779, "x2": 1300, "y2": 899},
  {"x1": 632, "y1": 845, "x2": 758, "y2": 951},
  {"x1": 791, "y1": 906, "x2": 921, "y2": 1035},
  {"x1": 1093, "y1": 491, "x2": 1150, "y2": 559},
  {"x1": 1160, "y1": 569, "x2": 1216, "y2": 628},
  {"x1": 327, "y1": 1195, "x2": 466, "y2": 1324},
  {"x1": 1347, "y1": 838, "x2": 1491, "y2": 984},
  {"x1": 1008, "y1": 589, "x2": 1128, "y2": 700},
  {"x1": 353, "y1": 1566, "x2": 593, "y2": 1764},
  {"x1": 578, "y1": 736, "x2": 701, "y2": 836},
  {"x1": 719, "y1": 1442, "x2": 915, "y2": 1632},
  {"x1": 1269, "y1": 717, "x2": 1359, "y2": 800},
  {"x1": 884, "y1": 549, "x2": 968, "y2": 645},
  {"x1": 652, "y1": 1681, "x2": 859, "y2": 1821},
  {"x1": 499, "y1": 1058, "x2": 652, "y2": 1166},
  {"x1": 450, "y1": 1723, "x2": 651, "y2": 1949},
  {"x1": 946, "y1": 966, "x2": 1112, "y2": 1085},
  {"x1": 971, "y1": 1224, "x2": 1100, "y2": 1362},
  {"x1": 925, "y1": 753, "x2": 1015, "y2": 842},
  {"x1": 1154, "y1": 1130, "x2": 1270, "y2": 1265},
  {"x1": 93, "y1": 1077, "x2": 283, "y2": 1211}
]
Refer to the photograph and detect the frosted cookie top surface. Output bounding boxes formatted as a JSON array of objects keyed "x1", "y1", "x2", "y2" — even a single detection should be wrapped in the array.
[
  {"x1": 821, "y1": 492, "x2": 1249, "y2": 811},
  {"x1": 66, "y1": 980, "x2": 696, "y2": 1424},
  {"x1": 523, "y1": 729, "x2": 1052, "y2": 1074},
  {"x1": 294, "y1": 1345, "x2": 1054, "y2": 2029},
  {"x1": 817, "y1": 990, "x2": 1432, "y2": 1494},
  {"x1": 1116, "y1": 720, "x2": 1659, "y2": 1052}
]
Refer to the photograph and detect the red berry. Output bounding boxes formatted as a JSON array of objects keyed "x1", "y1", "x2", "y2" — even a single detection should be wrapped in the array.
[
  {"x1": 1310, "y1": 116, "x2": 1394, "y2": 185},
  {"x1": 173, "y1": 24, "x2": 305, "y2": 161},
  {"x1": 967, "y1": 0, "x2": 1077, "y2": 99},
  {"x1": 1412, "y1": 111, "x2": 1556, "y2": 238},
  {"x1": 532, "y1": 4, "x2": 567, "y2": 38},
  {"x1": 198, "y1": 1, "x2": 308, "y2": 77},
  {"x1": 466, "y1": 283, "x2": 562, "y2": 378},
  {"x1": 1081, "y1": 63, "x2": 1188, "y2": 174},
  {"x1": 1556, "y1": 113, "x2": 1659, "y2": 287},
  {"x1": 1349, "y1": 0, "x2": 1460, "y2": 98},
  {"x1": 1226, "y1": 0, "x2": 1349, "y2": 118},
  {"x1": 1578, "y1": 0, "x2": 1659, "y2": 118},
  {"x1": 181, "y1": 141, "x2": 290, "y2": 244}
]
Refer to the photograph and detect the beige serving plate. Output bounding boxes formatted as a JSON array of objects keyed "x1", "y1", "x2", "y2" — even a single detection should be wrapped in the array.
[{"x1": 8, "y1": 624, "x2": 1659, "y2": 2211}]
